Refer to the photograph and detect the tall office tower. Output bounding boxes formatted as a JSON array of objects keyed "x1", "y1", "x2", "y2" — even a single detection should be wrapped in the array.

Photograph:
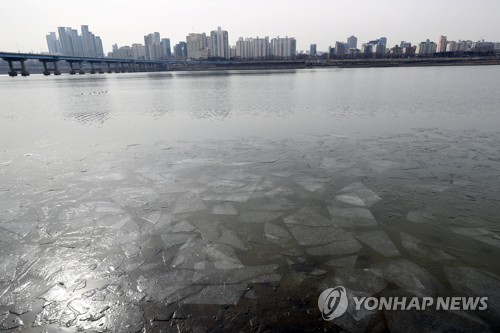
[
  {"x1": 186, "y1": 33, "x2": 209, "y2": 59},
  {"x1": 310, "y1": 44, "x2": 317, "y2": 56},
  {"x1": 161, "y1": 38, "x2": 172, "y2": 58},
  {"x1": 174, "y1": 41, "x2": 188, "y2": 59},
  {"x1": 436, "y1": 35, "x2": 447, "y2": 53},
  {"x1": 144, "y1": 32, "x2": 163, "y2": 60},
  {"x1": 209, "y1": 27, "x2": 229, "y2": 59},
  {"x1": 46, "y1": 32, "x2": 61, "y2": 54},
  {"x1": 270, "y1": 36, "x2": 296, "y2": 59},
  {"x1": 379, "y1": 37, "x2": 387, "y2": 47},
  {"x1": 347, "y1": 35, "x2": 357, "y2": 49}
]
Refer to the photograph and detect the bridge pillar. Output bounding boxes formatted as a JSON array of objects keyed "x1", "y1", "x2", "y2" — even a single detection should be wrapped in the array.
[
  {"x1": 106, "y1": 62, "x2": 112, "y2": 73},
  {"x1": 42, "y1": 61, "x2": 50, "y2": 75},
  {"x1": 7, "y1": 60, "x2": 17, "y2": 77},
  {"x1": 68, "y1": 62, "x2": 76, "y2": 75},
  {"x1": 40, "y1": 60, "x2": 60, "y2": 75},
  {"x1": 5, "y1": 59, "x2": 29, "y2": 76},
  {"x1": 20, "y1": 60, "x2": 29, "y2": 76},
  {"x1": 53, "y1": 61, "x2": 61, "y2": 75},
  {"x1": 90, "y1": 62, "x2": 96, "y2": 74},
  {"x1": 78, "y1": 62, "x2": 85, "y2": 75}
]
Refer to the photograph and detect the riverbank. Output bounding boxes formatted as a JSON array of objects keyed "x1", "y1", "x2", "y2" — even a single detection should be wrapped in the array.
[
  {"x1": 167, "y1": 57, "x2": 500, "y2": 71},
  {"x1": 1, "y1": 56, "x2": 500, "y2": 75}
]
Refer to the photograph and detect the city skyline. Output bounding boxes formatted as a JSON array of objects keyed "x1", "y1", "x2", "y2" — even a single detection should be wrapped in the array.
[{"x1": 1, "y1": 0, "x2": 499, "y2": 54}]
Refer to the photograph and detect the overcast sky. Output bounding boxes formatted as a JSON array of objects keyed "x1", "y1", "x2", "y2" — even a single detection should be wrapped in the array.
[{"x1": 1, "y1": 0, "x2": 499, "y2": 54}]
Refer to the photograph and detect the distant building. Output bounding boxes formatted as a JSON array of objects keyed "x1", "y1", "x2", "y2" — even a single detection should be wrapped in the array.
[
  {"x1": 210, "y1": 27, "x2": 229, "y2": 59},
  {"x1": 53, "y1": 25, "x2": 103, "y2": 57},
  {"x1": 416, "y1": 39, "x2": 437, "y2": 55},
  {"x1": 132, "y1": 43, "x2": 145, "y2": 60},
  {"x1": 363, "y1": 38, "x2": 386, "y2": 57},
  {"x1": 186, "y1": 33, "x2": 209, "y2": 60},
  {"x1": 390, "y1": 45, "x2": 403, "y2": 56},
  {"x1": 270, "y1": 36, "x2": 296, "y2": 59},
  {"x1": 436, "y1": 35, "x2": 447, "y2": 53},
  {"x1": 347, "y1": 35, "x2": 357, "y2": 49},
  {"x1": 236, "y1": 36, "x2": 270, "y2": 60},
  {"x1": 334, "y1": 41, "x2": 348, "y2": 56},
  {"x1": 111, "y1": 44, "x2": 133, "y2": 59},
  {"x1": 46, "y1": 32, "x2": 61, "y2": 54},
  {"x1": 161, "y1": 38, "x2": 172, "y2": 58},
  {"x1": 361, "y1": 43, "x2": 373, "y2": 55},
  {"x1": 174, "y1": 41, "x2": 188, "y2": 59},
  {"x1": 310, "y1": 44, "x2": 317, "y2": 56},
  {"x1": 144, "y1": 32, "x2": 163, "y2": 60},
  {"x1": 400, "y1": 41, "x2": 412, "y2": 48}
]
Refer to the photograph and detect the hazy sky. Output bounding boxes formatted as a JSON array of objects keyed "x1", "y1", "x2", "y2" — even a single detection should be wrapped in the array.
[{"x1": 1, "y1": 0, "x2": 499, "y2": 54}]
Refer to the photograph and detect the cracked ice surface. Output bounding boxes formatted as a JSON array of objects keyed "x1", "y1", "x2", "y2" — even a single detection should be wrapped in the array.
[{"x1": 1, "y1": 129, "x2": 500, "y2": 331}]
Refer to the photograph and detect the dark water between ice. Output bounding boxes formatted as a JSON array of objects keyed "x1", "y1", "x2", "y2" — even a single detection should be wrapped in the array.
[{"x1": 1, "y1": 66, "x2": 500, "y2": 332}]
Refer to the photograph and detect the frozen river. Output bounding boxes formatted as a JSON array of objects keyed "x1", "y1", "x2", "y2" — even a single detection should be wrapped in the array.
[{"x1": 1, "y1": 66, "x2": 500, "y2": 332}]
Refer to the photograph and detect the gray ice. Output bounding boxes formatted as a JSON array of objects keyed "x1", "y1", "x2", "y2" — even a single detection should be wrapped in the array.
[
  {"x1": 238, "y1": 211, "x2": 284, "y2": 223},
  {"x1": 283, "y1": 207, "x2": 332, "y2": 227},
  {"x1": 211, "y1": 202, "x2": 238, "y2": 215},
  {"x1": 287, "y1": 225, "x2": 336, "y2": 246},
  {"x1": 335, "y1": 182, "x2": 382, "y2": 207},
  {"x1": 173, "y1": 192, "x2": 207, "y2": 214},
  {"x1": 328, "y1": 207, "x2": 377, "y2": 227},
  {"x1": 321, "y1": 268, "x2": 387, "y2": 295},
  {"x1": 264, "y1": 222, "x2": 292, "y2": 244},
  {"x1": 292, "y1": 176, "x2": 330, "y2": 192},
  {"x1": 370, "y1": 259, "x2": 446, "y2": 297},
  {"x1": 181, "y1": 283, "x2": 247, "y2": 305},
  {"x1": 324, "y1": 255, "x2": 358, "y2": 268},
  {"x1": 406, "y1": 210, "x2": 436, "y2": 223},
  {"x1": 451, "y1": 227, "x2": 500, "y2": 248},
  {"x1": 354, "y1": 230, "x2": 401, "y2": 257},
  {"x1": 111, "y1": 187, "x2": 159, "y2": 208}
]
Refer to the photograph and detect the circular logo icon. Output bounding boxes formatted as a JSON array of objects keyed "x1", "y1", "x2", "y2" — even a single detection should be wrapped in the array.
[{"x1": 318, "y1": 286, "x2": 348, "y2": 321}]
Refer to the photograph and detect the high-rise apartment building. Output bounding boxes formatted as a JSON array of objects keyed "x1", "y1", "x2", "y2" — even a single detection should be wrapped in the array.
[
  {"x1": 132, "y1": 44, "x2": 146, "y2": 59},
  {"x1": 144, "y1": 32, "x2": 163, "y2": 60},
  {"x1": 236, "y1": 36, "x2": 270, "y2": 60},
  {"x1": 174, "y1": 42, "x2": 188, "y2": 59},
  {"x1": 270, "y1": 36, "x2": 296, "y2": 59},
  {"x1": 186, "y1": 33, "x2": 209, "y2": 60},
  {"x1": 53, "y1": 26, "x2": 104, "y2": 57},
  {"x1": 46, "y1": 32, "x2": 61, "y2": 54},
  {"x1": 210, "y1": 27, "x2": 229, "y2": 59},
  {"x1": 437, "y1": 35, "x2": 447, "y2": 53},
  {"x1": 416, "y1": 39, "x2": 437, "y2": 55}
]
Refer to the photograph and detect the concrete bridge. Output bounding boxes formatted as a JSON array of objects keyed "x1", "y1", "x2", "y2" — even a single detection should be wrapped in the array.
[{"x1": 0, "y1": 52, "x2": 168, "y2": 76}]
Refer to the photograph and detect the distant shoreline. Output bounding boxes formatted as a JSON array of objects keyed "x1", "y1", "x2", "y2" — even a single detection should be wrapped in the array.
[
  {"x1": 1, "y1": 57, "x2": 499, "y2": 75},
  {"x1": 167, "y1": 57, "x2": 500, "y2": 71}
]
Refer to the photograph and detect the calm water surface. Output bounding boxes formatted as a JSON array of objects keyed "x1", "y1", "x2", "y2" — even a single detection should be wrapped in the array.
[{"x1": 0, "y1": 66, "x2": 499, "y2": 332}]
